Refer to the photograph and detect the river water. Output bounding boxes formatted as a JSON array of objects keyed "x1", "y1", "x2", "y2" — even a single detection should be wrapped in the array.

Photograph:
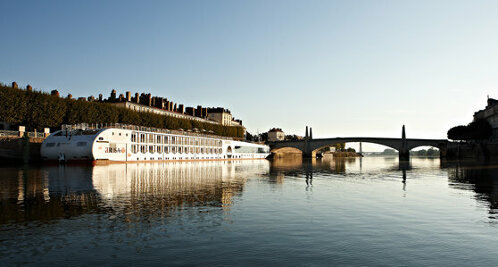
[{"x1": 1, "y1": 157, "x2": 498, "y2": 266}]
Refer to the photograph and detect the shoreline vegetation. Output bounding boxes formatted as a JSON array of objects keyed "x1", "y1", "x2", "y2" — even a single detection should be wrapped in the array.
[
  {"x1": 323, "y1": 151, "x2": 361, "y2": 158},
  {"x1": 0, "y1": 84, "x2": 244, "y2": 138}
]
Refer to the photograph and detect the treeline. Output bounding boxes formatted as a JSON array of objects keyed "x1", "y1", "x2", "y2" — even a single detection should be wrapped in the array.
[
  {"x1": 410, "y1": 148, "x2": 439, "y2": 157},
  {"x1": 0, "y1": 84, "x2": 244, "y2": 138},
  {"x1": 319, "y1": 144, "x2": 355, "y2": 153},
  {"x1": 380, "y1": 148, "x2": 398, "y2": 155},
  {"x1": 447, "y1": 119, "x2": 492, "y2": 141}
]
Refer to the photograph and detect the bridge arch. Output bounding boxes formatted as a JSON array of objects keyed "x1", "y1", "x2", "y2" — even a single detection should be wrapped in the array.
[
  {"x1": 307, "y1": 138, "x2": 403, "y2": 154},
  {"x1": 409, "y1": 145, "x2": 439, "y2": 150},
  {"x1": 311, "y1": 141, "x2": 400, "y2": 155},
  {"x1": 271, "y1": 146, "x2": 304, "y2": 153},
  {"x1": 408, "y1": 145, "x2": 441, "y2": 157}
]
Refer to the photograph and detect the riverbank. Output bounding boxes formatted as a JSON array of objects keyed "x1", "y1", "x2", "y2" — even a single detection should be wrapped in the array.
[
  {"x1": 0, "y1": 137, "x2": 43, "y2": 164},
  {"x1": 323, "y1": 151, "x2": 362, "y2": 158},
  {"x1": 446, "y1": 142, "x2": 498, "y2": 161}
]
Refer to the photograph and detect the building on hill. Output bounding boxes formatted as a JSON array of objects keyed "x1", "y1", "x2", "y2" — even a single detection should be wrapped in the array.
[
  {"x1": 206, "y1": 107, "x2": 242, "y2": 126},
  {"x1": 98, "y1": 90, "x2": 244, "y2": 128},
  {"x1": 268, "y1": 128, "x2": 285, "y2": 141},
  {"x1": 110, "y1": 101, "x2": 215, "y2": 124},
  {"x1": 473, "y1": 97, "x2": 498, "y2": 142}
]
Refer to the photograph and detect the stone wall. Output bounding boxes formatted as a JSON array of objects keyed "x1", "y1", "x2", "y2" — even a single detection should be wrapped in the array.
[{"x1": 0, "y1": 138, "x2": 43, "y2": 163}]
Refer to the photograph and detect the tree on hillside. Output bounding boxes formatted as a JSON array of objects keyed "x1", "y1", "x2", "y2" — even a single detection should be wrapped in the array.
[
  {"x1": 0, "y1": 84, "x2": 245, "y2": 138},
  {"x1": 447, "y1": 119, "x2": 492, "y2": 141},
  {"x1": 335, "y1": 143, "x2": 345, "y2": 151}
]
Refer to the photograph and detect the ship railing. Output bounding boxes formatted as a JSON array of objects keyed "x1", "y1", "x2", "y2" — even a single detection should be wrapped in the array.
[
  {"x1": 0, "y1": 130, "x2": 21, "y2": 137},
  {"x1": 0, "y1": 130, "x2": 45, "y2": 139},
  {"x1": 61, "y1": 123, "x2": 235, "y2": 140},
  {"x1": 27, "y1": 132, "x2": 45, "y2": 138}
]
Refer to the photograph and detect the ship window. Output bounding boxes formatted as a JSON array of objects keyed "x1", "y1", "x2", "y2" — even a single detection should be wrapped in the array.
[
  {"x1": 140, "y1": 145, "x2": 146, "y2": 153},
  {"x1": 77, "y1": 142, "x2": 87, "y2": 147},
  {"x1": 99, "y1": 137, "x2": 104, "y2": 140},
  {"x1": 190, "y1": 147, "x2": 194, "y2": 154},
  {"x1": 172, "y1": 147, "x2": 177, "y2": 154},
  {"x1": 119, "y1": 133, "x2": 121, "y2": 136},
  {"x1": 149, "y1": 145, "x2": 155, "y2": 153},
  {"x1": 164, "y1": 146, "x2": 169, "y2": 153},
  {"x1": 157, "y1": 146, "x2": 162, "y2": 153},
  {"x1": 45, "y1": 143, "x2": 56, "y2": 147},
  {"x1": 258, "y1": 147, "x2": 269, "y2": 153},
  {"x1": 112, "y1": 132, "x2": 115, "y2": 135}
]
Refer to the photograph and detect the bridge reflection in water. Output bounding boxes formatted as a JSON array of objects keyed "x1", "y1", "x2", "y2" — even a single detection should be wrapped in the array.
[{"x1": 0, "y1": 161, "x2": 269, "y2": 225}]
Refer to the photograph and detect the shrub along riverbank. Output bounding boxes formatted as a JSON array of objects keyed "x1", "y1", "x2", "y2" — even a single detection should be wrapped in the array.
[{"x1": 0, "y1": 84, "x2": 245, "y2": 138}]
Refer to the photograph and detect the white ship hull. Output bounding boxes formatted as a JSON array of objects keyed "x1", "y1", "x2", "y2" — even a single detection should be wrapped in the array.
[{"x1": 41, "y1": 127, "x2": 270, "y2": 163}]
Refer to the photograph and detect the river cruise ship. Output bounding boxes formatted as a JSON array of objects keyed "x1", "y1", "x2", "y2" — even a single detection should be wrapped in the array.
[{"x1": 41, "y1": 124, "x2": 270, "y2": 163}]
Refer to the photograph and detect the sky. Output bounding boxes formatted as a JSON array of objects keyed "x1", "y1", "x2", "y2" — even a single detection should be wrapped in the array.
[{"x1": 1, "y1": 0, "x2": 497, "y2": 151}]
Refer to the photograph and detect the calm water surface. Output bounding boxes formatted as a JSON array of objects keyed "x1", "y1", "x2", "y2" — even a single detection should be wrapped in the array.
[{"x1": 1, "y1": 157, "x2": 498, "y2": 266}]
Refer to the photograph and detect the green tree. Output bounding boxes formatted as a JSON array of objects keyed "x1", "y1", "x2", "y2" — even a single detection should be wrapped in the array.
[{"x1": 0, "y1": 84, "x2": 245, "y2": 138}]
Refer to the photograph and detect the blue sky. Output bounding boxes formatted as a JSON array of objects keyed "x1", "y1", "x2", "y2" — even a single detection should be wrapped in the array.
[{"x1": 1, "y1": 0, "x2": 497, "y2": 150}]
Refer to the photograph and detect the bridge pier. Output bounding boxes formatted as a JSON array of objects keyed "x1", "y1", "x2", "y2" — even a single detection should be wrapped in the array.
[
  {"x1": 399, "y1": 150, "x2": 410, "y2": 161},
  {"x1": 302, "y1": 151, "x2": 316, "y2": 159},
  {"x1": 399, "y1": 125, "x2": 409, "y2": 161},
  {"x1": 302, "y1": 126, "x2": 315, "y2": 158}
]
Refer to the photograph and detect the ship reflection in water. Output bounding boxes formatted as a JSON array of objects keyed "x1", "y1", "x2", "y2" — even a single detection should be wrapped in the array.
[
  {"x1": 2, "y1": 158, "x2": 498, "y2": 265},
  {"x1": 0, "y1": 161, "x2": 269, "y2": 225}
]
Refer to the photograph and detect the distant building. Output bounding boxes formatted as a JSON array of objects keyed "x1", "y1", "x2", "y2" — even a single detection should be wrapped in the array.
[
  {"x1": 207, "y1": 107, "x2": 233, "y2": 126},
  {"x1": 268, "y1": 128, "x2": 285, "y2": 141},
  {"x1": 474, "y1": 97, "x2": 498, "y2": 142},
  {"x1": 110, "y1": 101, "x2": 217, "y2": 124}
]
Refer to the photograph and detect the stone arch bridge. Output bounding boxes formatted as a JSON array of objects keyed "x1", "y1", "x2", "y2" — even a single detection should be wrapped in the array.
[{"x1": 267, "y1": 126, "x2": 448, "y2": 160}]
